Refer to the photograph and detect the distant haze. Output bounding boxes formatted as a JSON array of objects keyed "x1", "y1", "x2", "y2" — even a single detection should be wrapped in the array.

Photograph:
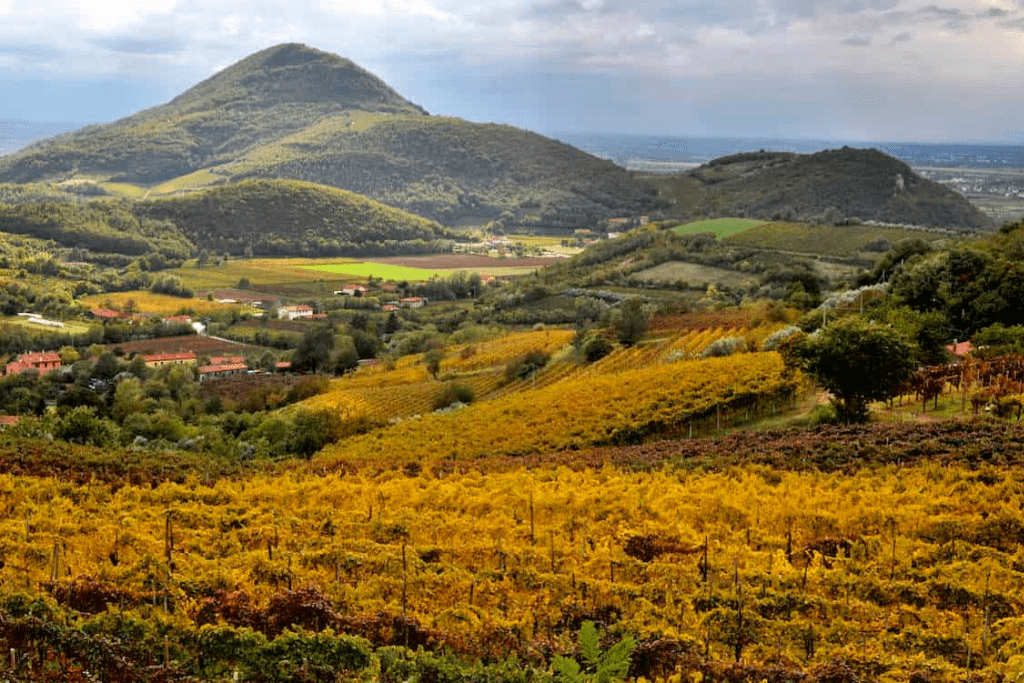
[{"x1": 2, "y1": 1, "x2": 1023, "y2": 144}]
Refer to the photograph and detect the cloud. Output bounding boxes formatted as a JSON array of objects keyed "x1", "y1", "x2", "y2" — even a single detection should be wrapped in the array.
[
  {"x1": 92, "y1": 36, "x2": 190, "y2": 55},
  {"x1": 1, "y1": 0, "x2": 1024, "y2": 140}
]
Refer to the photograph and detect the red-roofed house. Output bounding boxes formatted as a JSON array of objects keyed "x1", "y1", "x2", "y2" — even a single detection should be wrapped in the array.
[
  {"x1": 400, "y1": 297, "x2": 425, "y2": 309},
  {"x1": 143, "y1": 352, "x2": 197, "y2": 368},
  {"x1": 278, "y1": 305, "x2": 314, "y2": 320},
  {"x1": 90, "y1": 308, "x2": 127, "y2": 321},
  {"x1": 4, "y1": 352, "x2": 62, "y2": 376},
  {"x1": 334, "y1": 284, "x2": 368, "y2": 296},
  {"x1": 163, "y1": 315, "x2": 192, "y2": 325},
  {"x1": 198, "y1": 362, "x2": 249, "y2": 381},
  {"x1": 275, "y1": 361, "x2": 292, "y2": 372},
  {"x1": 947, "y1": 341, "x2": 974, "y2": 358},
  {"x1": 209, "y1": 355, "x2": 245, "y2": 366}
]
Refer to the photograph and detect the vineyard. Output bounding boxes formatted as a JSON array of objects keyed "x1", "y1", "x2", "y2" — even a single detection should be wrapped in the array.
[
  {"x1": 305, "y1": 325, "x2": 777, "y2": 428},
  {"x1": 2, "y1": 422, "x2": 1024, "y2": 680}
]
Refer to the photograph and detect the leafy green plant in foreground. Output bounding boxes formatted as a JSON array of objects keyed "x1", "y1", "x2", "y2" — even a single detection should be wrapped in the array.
[{"x1": 552, "y1": 621, "x2": 635, "y2": 683}]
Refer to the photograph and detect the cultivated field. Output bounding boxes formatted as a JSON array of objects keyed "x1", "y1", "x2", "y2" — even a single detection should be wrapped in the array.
[
  {"x1": 304, "y1": 254, "x2": 555, "y2": 280},
  {"x1": 631, "y1": 261, "x2": 756, "y2": 288},
  {"x1": 723, "y1": 221, "x2": 949, "y2": 257},
  {"x1": 79, "y1": 291, "x2": 258, "y2": 317},
  {"x1": 168, "y1": 258, "x2": 361, "y2": 290},
  {"x1": 102, "y1": 334, "x2": 254, "y2": 356},
  {"x1": 671, "y1": 217, "x2": 764, "y2": 239}
]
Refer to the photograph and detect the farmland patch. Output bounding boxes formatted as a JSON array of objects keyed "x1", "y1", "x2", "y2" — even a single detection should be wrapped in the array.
[
  {"x1": 671, "y1": 217, "x2": 764, "y2": 238},
  {"x1": 632, "y1": 261, "x2": 754, "y2": 288}
]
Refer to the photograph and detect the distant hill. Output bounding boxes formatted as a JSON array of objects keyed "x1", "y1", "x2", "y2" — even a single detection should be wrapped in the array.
[
  {"x1": 135, "y1": 179, "x2": 456, "y2": 257},
  {"x1": 0, "y1": 43, "x2": 660, "y2": 231},
  {"x1": 645, "y1": 147, "x2": 993, "y2": 231},
  {"x1": 0, "y1": 179, "x2": 456, "y2": 261}
]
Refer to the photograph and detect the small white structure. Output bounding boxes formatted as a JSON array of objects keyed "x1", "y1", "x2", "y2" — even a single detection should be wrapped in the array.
[{"x1": 278, "y1": 305, "x2": 314, "y2": 320}]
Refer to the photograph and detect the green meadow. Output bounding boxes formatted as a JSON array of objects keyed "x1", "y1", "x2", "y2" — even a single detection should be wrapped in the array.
[
  {"x1": 671, "y1": 217, "x2": 764, "y2": 239},
  {"x1": 301, "y1": 262, "x2": 458, "y2": 280}
]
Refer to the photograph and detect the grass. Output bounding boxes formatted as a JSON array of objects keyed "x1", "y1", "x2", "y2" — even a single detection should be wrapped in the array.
[
  {"x1": 302, "y1": 262, "x2": 460, "y2": 281},
  {"x1": 96, "y1": 182, "x2": 149, "y2": 198},
  {"x1": 672, "y1": 217, "x2": 764, "y2": 239},
  {"x1": 631, "y1": 261, "x2": 755, "y2": 289},
  {"x1": 167, "y1": 258, "x2": 360, "y2": 290},
  {"x1": 0, "y1": 316, "x2": 93, "y2": 335},
  {"x1": 723, "y1": 221, "x2": 949, "y2": 258},
  {"x1": 79, "y1": 291, "x2": 259, "y2": 317},
  {"x1": 150, "y1": 169, "x2": 223, "y2": 195}
]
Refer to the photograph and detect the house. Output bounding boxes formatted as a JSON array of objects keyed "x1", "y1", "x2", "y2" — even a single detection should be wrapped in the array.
[
  {"x1": 947, "y1": 341, "x2": 973, "y2": 358},
  {"x1": 275, "y1": 361, "x2": 292, "y2": 372},
  {"x1": 334, "y1": 284, "x2": 368, "y2": 296},
  {"x1": 143, "y1": 352, "x2": 197, "y2": 368},
  {"x1": 4, "y1": 352, "x2": 62, "y2": 376},
  {"x1": 89, "y1": 308, "x2": 128, "y2": 321},
  {"x1": 278, "y1": 305, "x2": 314, "y2": 320},
  {"x1": 400, "y1": 297, "x2": 426, "y2": 309},
  {"x1": 207, "y1": 358, "x2": 245, "y2": 368},
  {"x1": 382, "y1": 304, "x2": 399, "y2": 312},
  {"x1": 163, "y1": 315, "x2": 192, "y2": 325},
  {"x1": 198, "y1": 362, "x2": 249, "y2": 381}
]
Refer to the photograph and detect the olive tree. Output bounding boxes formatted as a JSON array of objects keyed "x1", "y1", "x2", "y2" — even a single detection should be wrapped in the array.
[{"x1": 783, "y1": 317, "x2": 916, "y2": 423}]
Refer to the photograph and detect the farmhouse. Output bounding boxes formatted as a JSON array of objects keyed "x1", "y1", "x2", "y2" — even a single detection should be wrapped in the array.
[
  {"x1": 334, "y1": 284, "x2": 368, "y2": 296},
  {"x1": 278, "y1": 305, "x2": 314, "y2": 320},
  {"x1": 143, "y1": 352, "x2": 197, "y2": 368},
  {"x1": 947, "y1": 341, "x2": 973, "y2": 358},
  {"x1": 209, "y1": 355, "x2": 245, "y2": 366},
  {"x1": 89, "y1": 308, "x2": 128, "y2": 322},
  {"x1": 400, "y1": 297, "x2": 426, "y2": 309},
  {"x1": 4, "y1": 352, "x2": 62, "y2": 377},
  {"x1": 198, "y1": 362, "x2": 248, "y2": 381}
]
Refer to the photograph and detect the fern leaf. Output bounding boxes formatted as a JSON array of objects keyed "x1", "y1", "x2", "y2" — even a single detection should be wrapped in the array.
[
  {"x1": 552, "y1": 655, "x2": 584, "y2": 683},
  {"x1": 578, "y1": 620, "x2": 602, "y2": 670}
]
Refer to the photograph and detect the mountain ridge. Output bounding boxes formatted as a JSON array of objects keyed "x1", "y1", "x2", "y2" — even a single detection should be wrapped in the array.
[
  {"x1": 645, "y1": 147, "x2": 993, "y2": 231},
  {"x1": 0, "y1": 44, "x2": 660, "y2": 231}
]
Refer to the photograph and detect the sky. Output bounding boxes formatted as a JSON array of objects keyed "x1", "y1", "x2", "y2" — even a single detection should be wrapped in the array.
[{"x1": 1, "y1": 0, "x2": 1024, "y2": 143}]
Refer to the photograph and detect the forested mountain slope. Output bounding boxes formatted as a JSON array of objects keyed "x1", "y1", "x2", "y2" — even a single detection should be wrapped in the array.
[
  {"x1": 647, "y1": 147, "x2": 993, "y2": 230},
  {"x1": 0, "y1": 43, "x2": 660, "y2": 231}
]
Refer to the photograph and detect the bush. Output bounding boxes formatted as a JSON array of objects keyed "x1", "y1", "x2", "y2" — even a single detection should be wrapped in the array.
[
  {"x1": 583, "y1": 336, "x2": 613, "y2": 362},
  {"x1": 504, "y1": 349, "x2": 550, "y2": 383},
  {"x1": 433, "y1": 382, "x2": 475, "y2": 411},
  {"x1": 762, "y1": 326, "x2": 802, "y2": 351},
  {"x1": 701, "y1": 336, "x2": 747, "y2": 358}
]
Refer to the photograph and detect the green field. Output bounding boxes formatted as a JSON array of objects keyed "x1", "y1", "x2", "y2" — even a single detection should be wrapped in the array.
[
  {"x1": 1, "y1": 316, "x2": 93, "y2": 335},
  {"x1": 632, "y1": 261, "x2": 756, "y2": 288},
  {"x1": 723, "y1": 221, "x2": 949, "y2": 257},
  {"x1": 672, "y1": 217, "x2": 764, "y2": 238},
  {"x1": 168, "y1": 258, "x2": 360, "y2": 290},
  {"x1": 150, "y1": 169, "x2": 224, "y2": 194},
  {"x1": 302, "y1": 262, "x2": 459, "y2": 280}
]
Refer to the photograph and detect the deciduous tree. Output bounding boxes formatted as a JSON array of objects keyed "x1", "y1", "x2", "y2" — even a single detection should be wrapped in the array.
[{"x1": 783, "y1": 317, "x2": 916, "y2": 422}]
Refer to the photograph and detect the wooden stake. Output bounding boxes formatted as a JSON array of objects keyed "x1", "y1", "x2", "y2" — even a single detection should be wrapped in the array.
[
  {"x1": 164, "y1": 511, "x2": 173, "y2": 566},
  {"x1": 529, "y1": 492, "x2": 535, "y2": 545}
]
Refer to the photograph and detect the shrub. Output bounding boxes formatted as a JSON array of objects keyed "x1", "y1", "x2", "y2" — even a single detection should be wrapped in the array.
[
  {"x1": 762, "y1": 326, "x2": 802, "y2": 351},
  {"x1": 583, "y1": 336, "x2": 613, "y2": 363},
  {"x1": 700, "y1": 336, "x2": 746, "y2": 358},
  {"x1": 504, "y1": 349, "x2": 550, "y2": 383},
  {"x1": 433, "y1": 382, "x2": 475, "y2": 411}
]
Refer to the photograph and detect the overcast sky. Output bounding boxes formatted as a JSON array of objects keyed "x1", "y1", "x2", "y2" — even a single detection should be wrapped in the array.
[{"x1": 2, "y1": 0, "x2": 1023, "y2": 143}]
